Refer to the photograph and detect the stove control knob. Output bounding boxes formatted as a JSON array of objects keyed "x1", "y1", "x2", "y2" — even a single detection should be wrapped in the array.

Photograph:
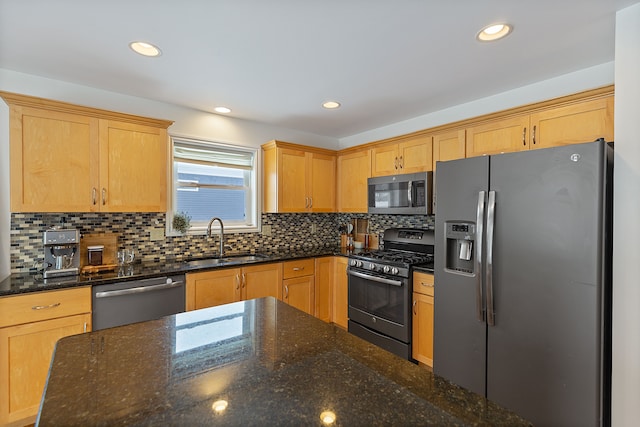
[
  {"x1": 391, "y1": 267, "x2": 399, "y2": 275},
  {"x1": 349, "y1": 259, "x2": 357, "y2": 267},
  {"x1": 356, "y1": 260, "x2": 363, "y2": 268},
  {"x1": 368, "y1": 263, "x2": 376, "y2": 271},
  {"x1": 383, "y1": 266, "x2": 390, "y2": 274}
]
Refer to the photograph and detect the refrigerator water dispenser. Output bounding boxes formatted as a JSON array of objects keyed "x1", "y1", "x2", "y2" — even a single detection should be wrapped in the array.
[{"x1": 445, "y1": 222, "x2": 475, "y2": 274}]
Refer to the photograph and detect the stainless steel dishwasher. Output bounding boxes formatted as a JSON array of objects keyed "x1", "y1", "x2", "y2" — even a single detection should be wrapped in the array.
[{"x1": 92, "y1": 274, "x2": 185, "y2": 330}]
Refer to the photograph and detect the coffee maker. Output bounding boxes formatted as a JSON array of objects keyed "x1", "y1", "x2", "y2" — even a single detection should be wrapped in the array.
[{"x1": 43, "y1": 229, "x2": 80, "y2": 278}]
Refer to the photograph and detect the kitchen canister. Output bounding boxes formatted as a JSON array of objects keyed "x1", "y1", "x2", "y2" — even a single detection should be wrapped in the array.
[{"x1": 87, "y1": 245, "x2": 104, "y2": 266}]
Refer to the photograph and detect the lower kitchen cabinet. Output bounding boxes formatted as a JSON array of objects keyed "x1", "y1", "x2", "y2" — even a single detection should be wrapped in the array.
[
  {"x1": 332, "y1": 256, "x2": 349, "y2": 329},
  {"x1": 314, "y1": 257, "x2": 333, "y2": 323},
  {"x1": 282, "y1": 259, "x2": 315, "y2": 315},
  {"x1": 412, "y1": 272, "x2": 434, "y2": 367},
  {"x1": 186, "y1": 263, "x2": 283, "y2": 310},
  {"x1": 0, "y1": 287, "x2": 91, "y2": 426}
]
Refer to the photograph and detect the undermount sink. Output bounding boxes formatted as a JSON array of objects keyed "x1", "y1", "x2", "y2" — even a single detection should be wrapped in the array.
[{"x1": 184, "y1": 254, "x2": 268, "y2": 268}]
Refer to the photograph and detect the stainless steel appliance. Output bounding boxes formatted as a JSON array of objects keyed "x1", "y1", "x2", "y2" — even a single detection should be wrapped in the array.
[
  {"x1": 347, "y1": 228, "x2": 434, "y2": 360},
  {"x1": 368, "y1": 172, "x2": 433, "y2": 215},
  {"x1": 434, "y1": 140, "x2": 613, "y2": 426},
  {"x1": 43, "y1": 228, "x2": 80, "y2": 278},
  {"x1": 92, "y1": 275, "x2": 186, "y2": 330}
]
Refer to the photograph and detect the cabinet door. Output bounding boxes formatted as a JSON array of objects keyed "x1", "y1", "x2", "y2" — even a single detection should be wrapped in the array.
[
  {"x1": 242, "y1": 263, "x2": 283, "y2": 301},
  {"x1": 99, "y1": 120, "x2": 167, "y2": 212},
  {"x1": 433, "y1": 129, "x2": 466, "y2": 170},
  {"x1": 309, "y1": 152, "x2": 336, "y2": 212},
  {"x1": 529, "y1": 96, "x2": 614, "y2": 149},
  {"x1": 337, "y1": 149, "x2": 371, "y2": 213},
  {"x1": 0, "y1": 313, "x2": 91, "y2": 426},
  {"x1": 412, "y1": 292, "x2": 434, "y2": 367},
  {"x1": 399, "y1": 136, "x2": 433, "y2": 173},
  {"x1": 466, "y1": 116, "x2": 530, "y2": 157},
  {"x1": 9, "y1": 106, "x2": 98, "y2": 212},
  {"x1": 332, "y1": 257, "x2": 349, "y2": 328},
  {"x1": 186, "y1": 268, "x2": 241, "y2": 310},
  {"x1": 314, "y1": 257, "x2": 333, "y2": 322},
  {"x1": 277, "y1": 148, "x2": 308, "y2": 212},
  {"x1": 283, "y1": 275, "x2": 315, "y2": 315},
  {"x1": 371, "y1": 144, "x2": 399, "y2": 177}
]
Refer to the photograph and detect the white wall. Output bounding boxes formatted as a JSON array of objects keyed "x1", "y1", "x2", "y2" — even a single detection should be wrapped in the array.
[
  {"x1": 613, "y1": 4, "x2": 640, "y2": 425},
  {"x1": 339, "y1": 62, "x2": 615, "y2": 148}
]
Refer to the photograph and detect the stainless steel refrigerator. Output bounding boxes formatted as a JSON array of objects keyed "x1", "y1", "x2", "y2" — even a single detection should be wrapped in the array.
[{"x1": 434, "y1": 140, "x2": 612, "y2": 426}]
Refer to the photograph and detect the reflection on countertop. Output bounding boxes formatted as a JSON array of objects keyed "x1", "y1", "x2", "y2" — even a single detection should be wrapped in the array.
[
  {"x1": 37, "y1": 297, "x2": 530, "y2": 426},
  {"x1": 0, "y1": 247, "x2": 366, "y2": 297}
]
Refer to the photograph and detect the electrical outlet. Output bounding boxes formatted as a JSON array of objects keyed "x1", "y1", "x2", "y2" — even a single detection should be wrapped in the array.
[
  {"x1": 311, "y1": 223, "x2": 317, "y2": 234},
  {"x1": 149, "y1": 228, "x2": 165, "y2": 241},
  {"x1": 262, "y1": 225, "x2": 272, "y2": 236}
]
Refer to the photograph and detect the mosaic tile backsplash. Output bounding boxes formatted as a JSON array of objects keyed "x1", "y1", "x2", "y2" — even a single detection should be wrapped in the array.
[{"x1": 10, "y1": 212, "x2": 434, "y2": 273}]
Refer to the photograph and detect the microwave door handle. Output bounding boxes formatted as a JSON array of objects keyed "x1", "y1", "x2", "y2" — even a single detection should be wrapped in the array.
[{"x1": 408, "y1": 181, "x2": 413, "y2": 206}]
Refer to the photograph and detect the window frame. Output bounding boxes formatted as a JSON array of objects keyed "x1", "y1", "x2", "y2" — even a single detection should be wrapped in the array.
[{"x1": 168, "y1": 135, "x2": 261, "y2": 236}]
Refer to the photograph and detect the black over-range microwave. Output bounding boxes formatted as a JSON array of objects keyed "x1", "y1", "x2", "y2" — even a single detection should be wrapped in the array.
[{"x1": 368, "y1": 171, "x2": 433, "y2": 215}]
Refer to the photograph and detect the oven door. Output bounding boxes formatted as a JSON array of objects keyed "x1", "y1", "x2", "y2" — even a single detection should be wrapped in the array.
[{"x1": 347, "y1": 268, "x2": 410, "y2": 343}]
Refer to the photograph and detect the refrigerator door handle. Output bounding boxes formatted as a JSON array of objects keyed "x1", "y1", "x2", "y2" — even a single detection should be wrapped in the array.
[
  {"x1": 408, "y1": 180, "x2": 413, "y2": 206},
  {"x1": 486, "y1": 190, "x2": 496, "y2": 326},
  {"x1": 475, "y1": 191, "x2": 486, "y2": 322}
]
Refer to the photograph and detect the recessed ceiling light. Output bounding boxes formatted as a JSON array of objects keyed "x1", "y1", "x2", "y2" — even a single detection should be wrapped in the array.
[
  {"x1": 476, "y1": 23, "x2": 513, "y2": 42},
  {"x1": 322, "y1": 101, "x2": 341, "y2": 109},
  {"x1": 214, "y1": 106, "x2": 231, "y2": 114},
  {"x1": 129, "y1": 41, "x2": 162, "y2": 57}
]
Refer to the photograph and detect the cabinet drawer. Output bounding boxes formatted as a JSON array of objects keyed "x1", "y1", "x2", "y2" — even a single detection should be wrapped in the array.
[
  {"x1": 282, "y1": 258, "x2": 315, "y2": 279},
  {"x1": 0, "y1": 287, "x2": 92, "y2": 328},
  {"x1": 413, "y1": 271, "x2": 434, "y2": 296}
]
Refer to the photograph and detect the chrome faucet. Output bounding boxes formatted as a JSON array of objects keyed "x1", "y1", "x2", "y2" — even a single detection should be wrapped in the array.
[{"x1": 206, "y1": 217, "x2": 225, "y2": 256}]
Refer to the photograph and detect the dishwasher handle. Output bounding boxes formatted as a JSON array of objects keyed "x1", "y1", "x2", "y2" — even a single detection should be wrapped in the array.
[{"x1": 95, "y1": 280, "x2": 183, "y2": 298}]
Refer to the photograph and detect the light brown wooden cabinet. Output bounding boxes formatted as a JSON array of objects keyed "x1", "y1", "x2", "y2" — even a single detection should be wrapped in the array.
[
  {"x1": 1, "y1": 92, "x2": 172, "y2": 213},
  {"x1": 185, "y1": 263, "x2": 283, "y2": 310},
  {"x1": 432, "y1": 129, "x2": 466, "y2": 170},
  {"x1": 0, "y1": 287, "x2": 92, "y2": 426},
  {"x1": 466, "y1": 96, "x2": 613, "y2": 158},
  {"x1": 337, "y1": 149, "x2": 371, "y2": 213},
  {"x1": 314, "y1": 257, "x2": 333, "y2": 323},
  {"x1": 412, "y1": 271, "x2": 434, "y2": 367},
  {"x1": 262, "y1": 140, "x2": 336, "y2": 213},
  {"x1": 282, "y1": 259, "x2": 315, "y2": 315},
  {"x1": 332, "y1": 256, "x2": 349, "y2": 329},
  {"x1": 371, "y1": 135, "x2": 433, "y2": 177}
]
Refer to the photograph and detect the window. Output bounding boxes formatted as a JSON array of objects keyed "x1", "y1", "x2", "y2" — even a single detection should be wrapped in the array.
[{"x1": 170, "y1": 136, "x2": 259, "y2": 234}]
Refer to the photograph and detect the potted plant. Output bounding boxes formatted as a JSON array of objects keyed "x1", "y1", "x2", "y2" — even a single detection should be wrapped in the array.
[{"x1": 172, "y1": 211, "x2": 191, "y2": 234}]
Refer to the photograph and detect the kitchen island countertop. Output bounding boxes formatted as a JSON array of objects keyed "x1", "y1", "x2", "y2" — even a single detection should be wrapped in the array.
[{"x1": 37, "y1": 297, "x2": 529, "y2": 426}]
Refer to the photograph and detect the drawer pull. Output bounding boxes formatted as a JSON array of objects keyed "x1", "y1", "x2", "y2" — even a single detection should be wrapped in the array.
[
  {"x1": 292, "y1": 267, "x2": 305, "y2": 271},
  {"x1": 32, "y1": 302, "x2": 61, "y2": 310},
  {"x1": 421, "y1": 282, "x2": 434, "y2": 287}
]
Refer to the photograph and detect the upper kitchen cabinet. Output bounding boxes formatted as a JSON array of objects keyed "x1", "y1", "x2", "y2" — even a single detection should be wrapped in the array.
[
  {"x1": 262, "y1": 140, "x2": 336, "y2": 213},
  {"x1": 432, "y1": 129, "x2": 466, "y2": 170},
  {"x1": 528, "y1": 96, "x2": 614, "y2": 149},
  {"x1": 337, "y1": 148, "x2": 371, "y2": 213},
  {"x1": 1, "y1": 92, "x2": 173, "y2": 213},
  {"x1": 466, "y1": 115, "x2": 530, "y2": 158},
  {"x1": 466, "y1": 92, "x2": 614, "y2": 158},
  {"x1": 371, "y1": 135, "x2": 433, "y2": 177}
]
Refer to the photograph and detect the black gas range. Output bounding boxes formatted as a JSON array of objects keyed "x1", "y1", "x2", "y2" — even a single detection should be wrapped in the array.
[{"x1": 347, "y1": 228, "x2": 434, "y2": 360}]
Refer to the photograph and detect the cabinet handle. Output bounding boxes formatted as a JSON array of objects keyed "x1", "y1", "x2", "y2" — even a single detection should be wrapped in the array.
[
  {"x1": 421, "y1": 282, "x2": 434, "y2": 288},
  {"x1": 522, "y1": 127, "x2": 527, "y2": 146},
  {"x1": 92, "y1": 187, "x2": 97, "y2": 205},
  {"x1": 394, "y1": 156, "x2": 398, "y2": 170},
  {"x1": 242, "y1": 273, "x2": 246, "y2": 288},
  {"x1": 532, "y1": 125, "x2": 537, "y2": 145},
  {"x1": 32, "y1": 302, "x2": 61, "y2": 310},
  {"x1": 101, "y1": 188, "x2": 107, "y2": 205},
  {"x1": 305, "y1": 197, "x2": 309, "y2": 208},
  {"x1": 84, "y1": 322, "x2": 87, "y2": 333},
  {"x1": 413, "y1": 300, "x2": 417, "y2": 315},
  {"x1": 309, "y1": 197, "x2": 312, "y2": 208},
  {"x1": 236, "y1": 274, "x2": 241, "y2": 290},
  {"x1": 399, "y1": 156, "x2": 403, "y2": 169},
  {"x1": 284, "y1": 285, "x2": 289, "y2": 299},
  {"x1": 293, "y1": 266, "x2": 305, "y2": 271}
]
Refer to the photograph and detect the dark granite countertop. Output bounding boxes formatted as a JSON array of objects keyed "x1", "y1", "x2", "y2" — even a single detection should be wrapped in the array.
[
  {"x1": 37, "y1": 297, "x2": 530, "y2": 426},
  {"x1": 0, "y1": 247, "x2": 359, "y2": 297}
]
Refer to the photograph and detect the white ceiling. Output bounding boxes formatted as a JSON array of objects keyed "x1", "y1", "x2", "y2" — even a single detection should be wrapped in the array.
[{"x1": 1, "y1": 0, "x2": 638, "y2": 139}]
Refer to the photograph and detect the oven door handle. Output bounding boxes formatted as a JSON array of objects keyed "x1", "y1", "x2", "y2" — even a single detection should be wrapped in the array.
[{"x1": 348, "y1": 270, "x2": 403, "y2": 287}]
